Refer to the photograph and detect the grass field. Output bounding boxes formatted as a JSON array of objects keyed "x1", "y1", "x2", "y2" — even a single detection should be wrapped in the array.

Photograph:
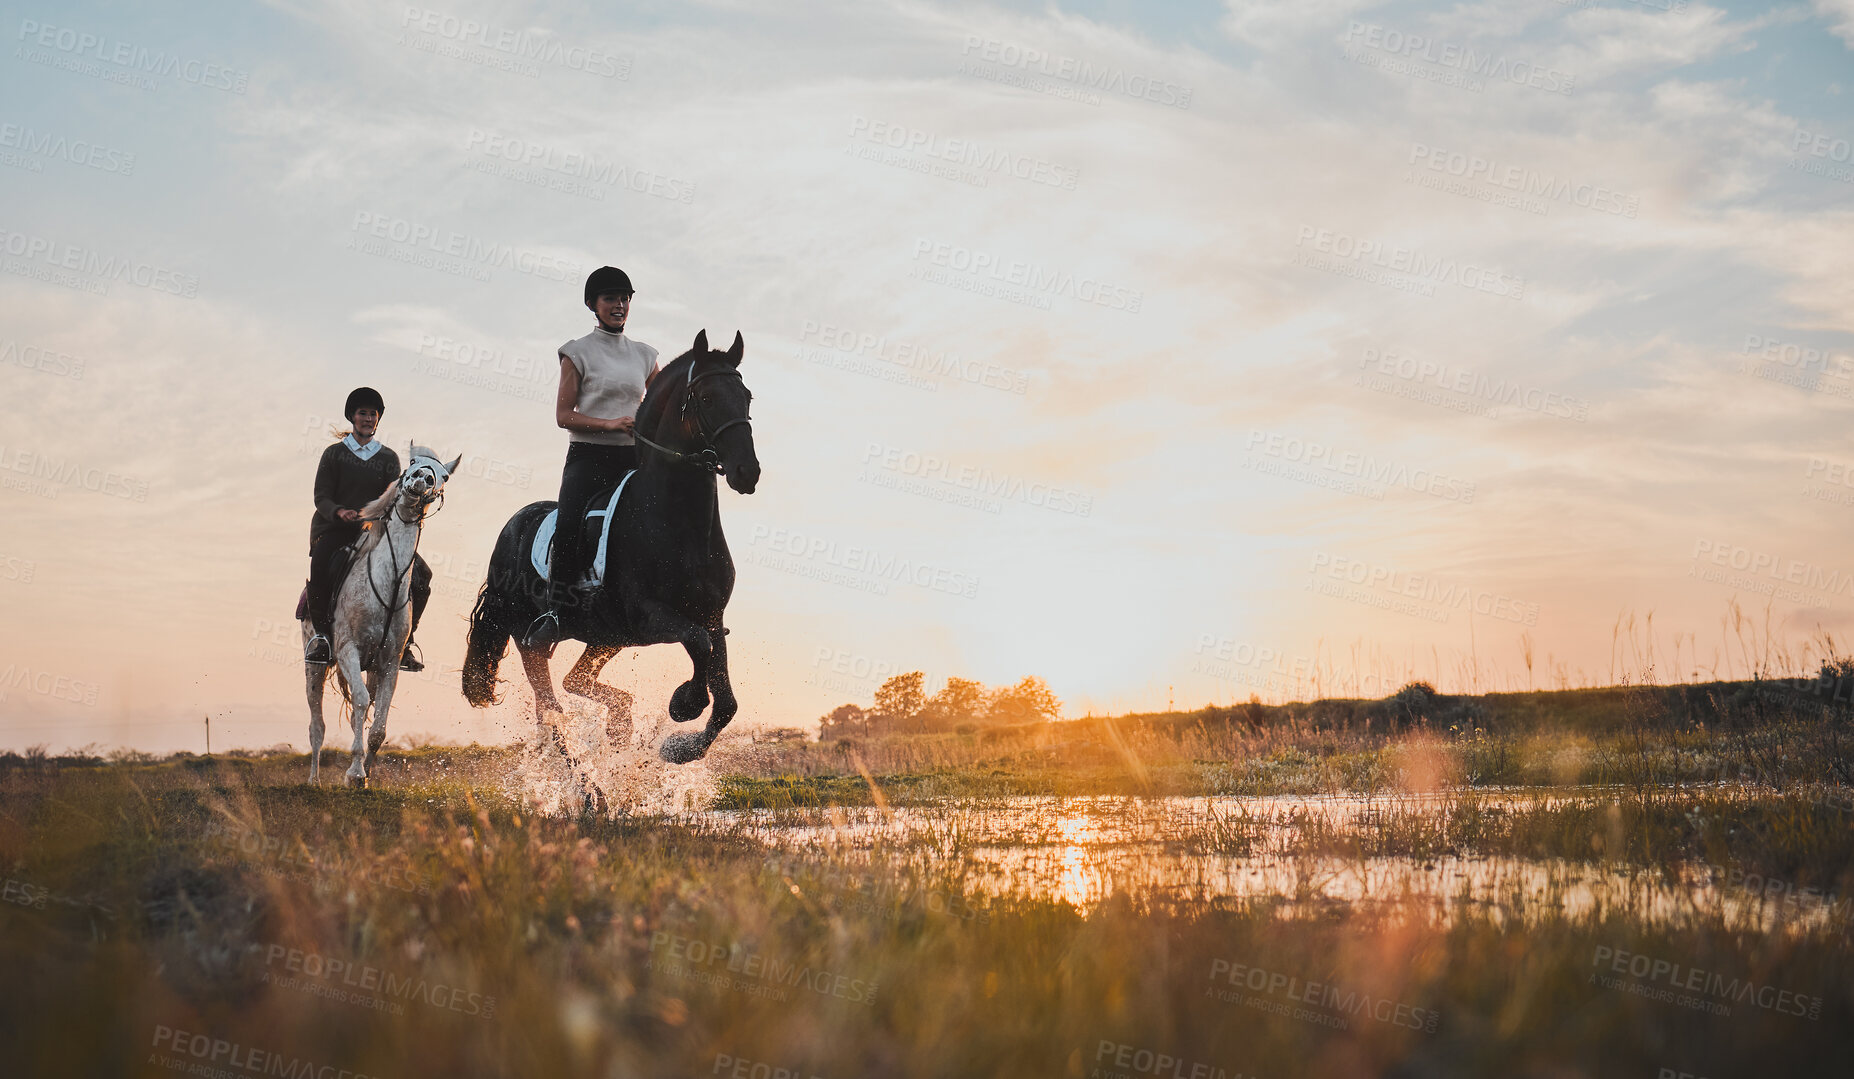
[{"x1": 4, "y1": 678, "x2": 1852, "y2": 1077}]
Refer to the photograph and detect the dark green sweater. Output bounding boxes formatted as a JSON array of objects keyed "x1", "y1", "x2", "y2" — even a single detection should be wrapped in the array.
[{"x1": 310, "y1": 440, "x2": 401, "y2": 551}]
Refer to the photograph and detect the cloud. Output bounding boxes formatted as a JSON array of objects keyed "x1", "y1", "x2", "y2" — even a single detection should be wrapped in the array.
[{"x1": 1817, "y1": 0, "x2": 1854, "y2": 47}]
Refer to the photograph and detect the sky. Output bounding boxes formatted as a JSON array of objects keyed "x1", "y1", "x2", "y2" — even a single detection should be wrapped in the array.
[{"x1": 1, "y1": 0, "x2": 1852, "y2": 753}]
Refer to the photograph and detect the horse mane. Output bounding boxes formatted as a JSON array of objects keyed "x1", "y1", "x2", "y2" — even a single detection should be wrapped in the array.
[
  {"x1": 353, "y1": 480, "x2": 401, "y2": 554},
  {"x1": 634, "y1": 348, "x2": 702, "y2": 444}
]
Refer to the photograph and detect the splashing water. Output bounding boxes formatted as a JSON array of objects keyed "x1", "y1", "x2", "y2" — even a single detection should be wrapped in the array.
[{"x1": 502, "y1": 697, "x2": 719, "y2": 817}]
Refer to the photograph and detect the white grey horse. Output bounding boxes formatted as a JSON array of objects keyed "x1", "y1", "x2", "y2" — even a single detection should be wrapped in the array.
[{"x1": 302, "y1": 445, "x2": 460, "y2": 786}]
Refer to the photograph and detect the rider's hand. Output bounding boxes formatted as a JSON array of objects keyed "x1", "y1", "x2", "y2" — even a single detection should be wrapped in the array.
[
  {"x1": 608, "y1": 416, "x2": 636, "y2": 433},
  {"x1": 337, "y1": 508, "x2": 361, "y2": 522}
]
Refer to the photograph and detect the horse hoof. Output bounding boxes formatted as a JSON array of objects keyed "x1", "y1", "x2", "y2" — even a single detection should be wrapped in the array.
[
  {"x1": 659, "y1": 731, "x2": 711, "y2": 764},
  {"x1": 668, "y1": 682, "x2": 708, "y2": 723}
]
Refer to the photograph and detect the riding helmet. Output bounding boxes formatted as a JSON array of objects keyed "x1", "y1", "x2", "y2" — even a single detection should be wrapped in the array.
[
  {"x1": 344, "y1": 386, "x2": 385, "y2": 421},
  {"x1": 584, "y1": 265, "x2": 635, "y2": 307}
]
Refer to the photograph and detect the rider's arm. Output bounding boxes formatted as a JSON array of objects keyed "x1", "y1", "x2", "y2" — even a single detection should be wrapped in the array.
[
  {"x1": 313, "y1": 446, "x2": 344, "y2": 523},
  {"x1": 555, "y1": 354, "x2": 628, "y2": 433}
]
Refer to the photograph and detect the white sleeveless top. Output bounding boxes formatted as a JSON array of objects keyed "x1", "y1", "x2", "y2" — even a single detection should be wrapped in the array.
[{"x1": 560, "y1": 326, "x2": 659, "y2": 446}]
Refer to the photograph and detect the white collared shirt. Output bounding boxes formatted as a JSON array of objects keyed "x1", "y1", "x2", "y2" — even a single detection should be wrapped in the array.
[{"x1": 343, "y1": 433, "x2": 384, "y2": 461}]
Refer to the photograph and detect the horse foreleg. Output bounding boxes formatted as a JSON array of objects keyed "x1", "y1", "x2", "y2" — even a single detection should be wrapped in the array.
[
  {"x1": 517, "y1": 644, "x2": 572, "y2": 759},
  {"x1": 338, "y1": 644, "x2": 372, "y2": 788},
  {"x1": 303, "y1": 621, "x2": 329, "y2": 783},
  {"x1": 364, "y1": 663, "x2": 401, "y2": 778},
  {"x1": 667, "y1": 626, "x2": 713, "y2": 725},
  {"x1": 663, "y1": 625, "x2": 735, "y2": 765},
  {"x1": 655, "y1": 624, "x2": 721, "y2": 764},
  {"x1": 564, "y1": 643, "x2": 632, "y2": 739}
]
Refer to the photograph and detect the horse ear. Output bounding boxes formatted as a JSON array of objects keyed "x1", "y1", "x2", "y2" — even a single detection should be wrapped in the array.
[
  {"x1": 444, "y1": 454, "x2": 462, "y2": 478},
  {"x1": 726, "y1": 330, "x2": 744, "y2": 367},
  {"x1": 692, "y1": 329, "x2": 709, "y2": 354}
]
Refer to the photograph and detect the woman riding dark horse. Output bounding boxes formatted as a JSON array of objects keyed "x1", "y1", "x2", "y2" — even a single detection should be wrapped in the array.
[
  {"x1": 303, "y1": 387, "x2": 430, "y2": 670},
  {"x1": 523, "y1": 265, "x2": 661, "y2": 650},
  {"x1": 463, "y1": 293, "x2": 760, "y2": 764}
]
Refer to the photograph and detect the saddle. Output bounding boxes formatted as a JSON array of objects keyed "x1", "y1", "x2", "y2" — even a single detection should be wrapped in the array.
[
  {"x1": 530, "y1": 470, "x2": 636, "y2": 587},
  {"x1": 295, "y1": 539, "x2": 363, "y2": 620}
]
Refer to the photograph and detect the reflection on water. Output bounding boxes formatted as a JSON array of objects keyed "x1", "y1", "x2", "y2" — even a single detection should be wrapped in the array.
[{"x1": 711, "y1": 792, "x2": 1846, "y2": 932}]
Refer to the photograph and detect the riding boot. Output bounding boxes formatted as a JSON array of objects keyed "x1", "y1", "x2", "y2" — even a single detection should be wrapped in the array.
[
  {"x1": 522, "y1": 576, "x2": 570, "y2": 651},
  {"x1": 305, "y1": 556, "x2": 336, "y2": 663},
  {"x1": 401, "y1": 556, "x2": 430, "y2": 670}
]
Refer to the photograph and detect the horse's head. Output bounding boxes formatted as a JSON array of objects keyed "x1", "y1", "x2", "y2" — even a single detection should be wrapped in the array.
[
  {"x1": 669, "y1": 329, "x2": 760, "y2": 494},
  {"x1": 399, "y1": 444, "x2": 462, "y2": 515}
]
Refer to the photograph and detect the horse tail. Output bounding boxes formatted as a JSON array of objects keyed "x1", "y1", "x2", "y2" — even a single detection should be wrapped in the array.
[{"x1": 462, "y1": 582, "x2": 508, "y2": 707}]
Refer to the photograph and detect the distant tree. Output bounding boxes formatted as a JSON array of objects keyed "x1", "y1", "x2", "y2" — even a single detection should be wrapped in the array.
[
  {"x1": 922, "y1": 677, "x2": 987, "y2": 730},
  {"x1": 817, "y1": 704, "x2": 869, "y2": 741},
  {"x1": 985, "y1": 676, "x2": 1062, "y2": 725},
  {"x1": 872, "y1": 671, "x2": 926, "y2": 730}
]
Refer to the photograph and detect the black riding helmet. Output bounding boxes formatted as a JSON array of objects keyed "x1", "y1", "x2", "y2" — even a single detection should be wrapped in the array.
[
  {"x1": 344, "y1": 386, "x2": 385, "y2": 421},
  {"x1": 585, "y1": 265, "x2": 634, "y2": 308}
]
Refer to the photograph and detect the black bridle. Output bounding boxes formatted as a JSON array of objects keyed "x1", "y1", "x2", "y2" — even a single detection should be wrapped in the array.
[{"x1": 631, "y1": 363, "x2": 752, "y2": 473}]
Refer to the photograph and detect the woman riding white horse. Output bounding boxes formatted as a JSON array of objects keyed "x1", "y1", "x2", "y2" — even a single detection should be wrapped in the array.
[{"x1": 304, "y1": 387, "x2": 432, "y2": 670}]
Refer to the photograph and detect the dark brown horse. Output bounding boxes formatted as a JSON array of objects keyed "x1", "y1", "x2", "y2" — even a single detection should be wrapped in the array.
[{"x1": 461, "y1": 330, "x2": 759, "y2": 764}]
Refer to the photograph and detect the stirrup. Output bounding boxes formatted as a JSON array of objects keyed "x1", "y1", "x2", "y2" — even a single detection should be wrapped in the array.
[
  {"x1": 521, "y1": 609, "x2": 562, "y2": 651},
  {"x1": 398, "y1": 642, "x2": 424, "y2": 672},
  {"x1": 305, "y1": 634, "x2": 331, "y2": 664}
]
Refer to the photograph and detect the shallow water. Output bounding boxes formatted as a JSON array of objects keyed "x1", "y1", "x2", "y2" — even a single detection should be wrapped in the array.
[{"x1": 704, "y1": 792, "x2": 1848, "y2": 931}]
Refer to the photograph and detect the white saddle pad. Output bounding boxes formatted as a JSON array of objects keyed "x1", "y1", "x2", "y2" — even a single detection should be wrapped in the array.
[{"x1": 530, "y1": 470, "x2": 635, "y2": 585}]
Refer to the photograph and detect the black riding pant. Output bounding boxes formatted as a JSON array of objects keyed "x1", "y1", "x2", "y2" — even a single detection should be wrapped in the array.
[
  {"x1": 308, "y1": 525, "x2": 431, "y2": 641},
  {"x1": 549, "y1": 441, "x2": 637, "y2": 611}
]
